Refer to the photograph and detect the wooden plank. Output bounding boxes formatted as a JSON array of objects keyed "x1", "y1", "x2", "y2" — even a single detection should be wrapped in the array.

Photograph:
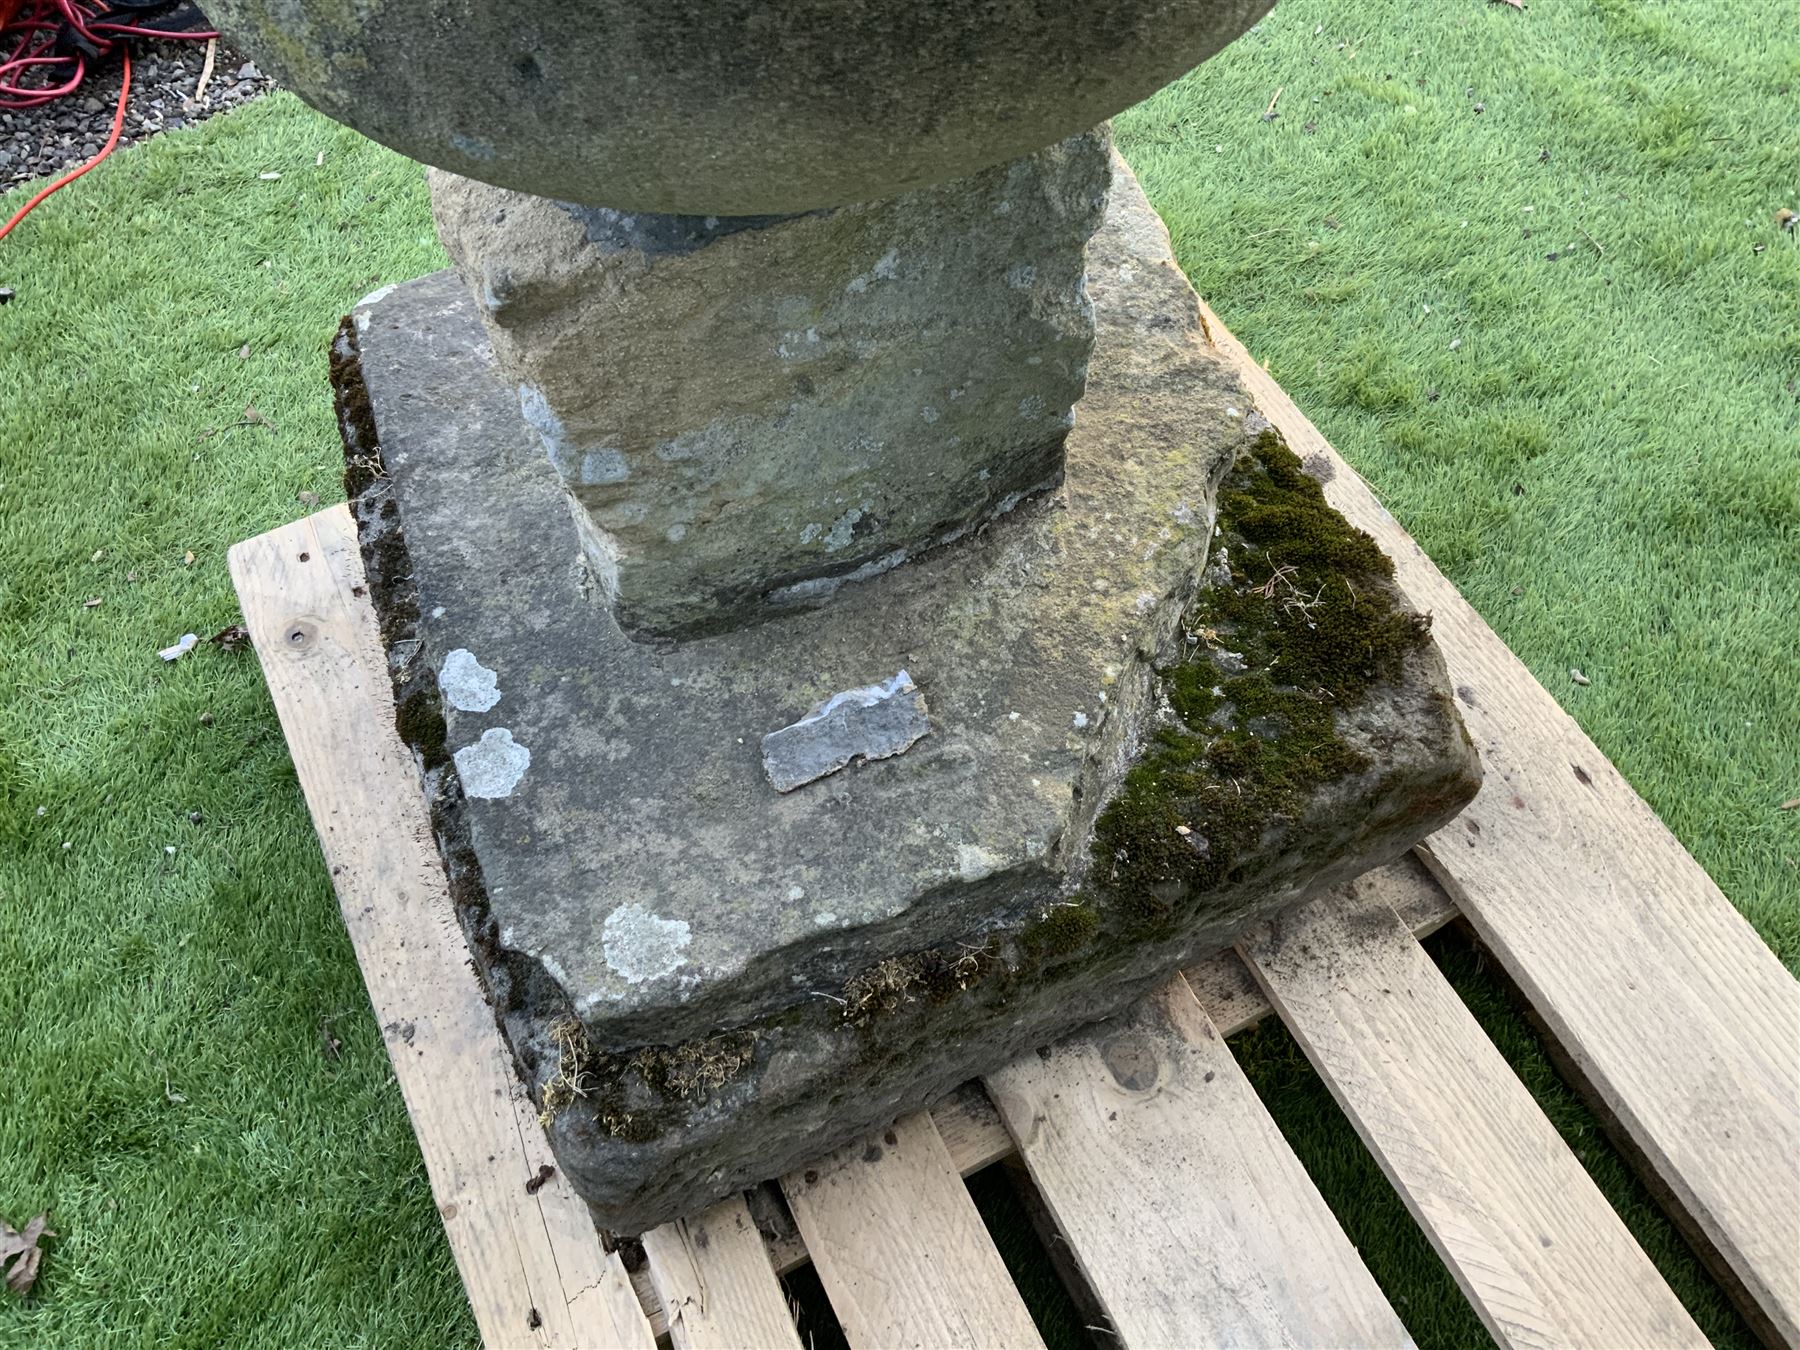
[
  {"x1": 1201, "y1": 300, "x2": 1800, "y2": 1343},
  {"x1": 632, "y1": 1083, "x2": 1017, "y2": 1336},
  {"x1": 781, "y1": 1112, "x2": 1044, "y2": 1350},
  {"x1": 1185, "y1": 855, "x2": 1456, "y2": 1038},
  {"x1": 1242, "y1": 894, "x2": 1707, "y2": 1348},
  {"x1": 229, "y1": 507, "x2": 654, "y2": 1350},
  {"x1": 985, "y1": 977, "x2": 1411, "y2": 1350},
  {"x1": 930, "y1": 1081, "x2": 1015, "y2": 1176},
  {"x1": 641, "y1": 1194, "x2": 801, "y2": 1350}
]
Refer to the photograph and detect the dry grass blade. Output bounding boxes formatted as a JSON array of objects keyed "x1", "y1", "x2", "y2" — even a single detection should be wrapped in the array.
[{"x1": 187, "y1": 36, "x2": 218, "y2": 110}]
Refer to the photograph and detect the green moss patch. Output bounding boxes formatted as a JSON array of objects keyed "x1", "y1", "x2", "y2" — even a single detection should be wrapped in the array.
[
  {"x1": 1090, "y1": 429, "x2": 1431, "y2": 919},
  {"x1": 1018, "y1": 898, "x2": 1102, "y2": 962},
  {"x1": 393, "y1": 690, "x2": 448, "y2": 769}
]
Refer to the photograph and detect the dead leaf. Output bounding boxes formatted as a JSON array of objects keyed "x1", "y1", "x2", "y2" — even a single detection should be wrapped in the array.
[
  {"x1": 82, "y1": 597, "x2": 102, "y2": 609},
  {"x1": 242, "y1": 405, "x2": 276, "y2": 431},
  {"x1": 297, "y1": 490, "x2": 320, "y2": 508},
  {"x1": 524, "y1": 1163, "x2": 556, "y2": 1195},
  {"x1": 1780, "y1": 797, "x2": 1800, "y2": 811},
  {"x1": 90, "y1": 548, "x2": 104, "y2": 563},
  {"x1": 183, "y1": 550, "x2": 196, "y2": 566},
  {"x1": 209, "y1": 624, "x2": 251, "y2": 652},
  {"x1": 1, "y1": 1212, "x2": 53, "y2": 1296},
  {"x1": 1778, "y1": 208, "x2": 1797, "y2": 233}
]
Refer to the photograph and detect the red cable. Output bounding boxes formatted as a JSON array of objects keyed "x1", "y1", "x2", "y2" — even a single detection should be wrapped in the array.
[
  {"x1": 0, "y1": 2, "x2": 216, "y2": 109},
  {"x1": 0, "y1": 0, "x2": 220, "y2": 240},
  {"x1": 0, "y1": 42, "x2": 127, "y2": 240}
]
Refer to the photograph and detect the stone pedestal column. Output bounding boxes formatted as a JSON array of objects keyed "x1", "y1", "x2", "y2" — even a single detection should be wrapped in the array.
[{"x1": 430, "y1": 131, "x2": 1111, "y2": 639}]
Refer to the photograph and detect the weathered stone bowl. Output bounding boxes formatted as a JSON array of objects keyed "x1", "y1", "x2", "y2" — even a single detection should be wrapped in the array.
[{"x1": 203, "y1": 0, "x2": 1272, "y2": 214}]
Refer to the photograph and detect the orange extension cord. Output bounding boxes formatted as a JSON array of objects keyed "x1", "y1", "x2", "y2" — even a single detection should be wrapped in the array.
[{"x1": 0, "y1": 43, "x2": 127, "y2": 241}]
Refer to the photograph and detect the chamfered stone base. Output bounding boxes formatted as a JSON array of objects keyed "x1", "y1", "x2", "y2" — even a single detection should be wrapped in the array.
[{"x1": 340, "y1": 160, "x2": 1479, "y2": 1232}]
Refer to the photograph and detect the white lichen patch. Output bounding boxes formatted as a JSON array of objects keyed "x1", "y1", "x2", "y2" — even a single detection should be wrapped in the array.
[
  {"x1": 601, "y1": 904, "x2": 691, "y2": 983},
  {"x1": 438, "y1": 648, "x2": 502, "y2": 712},
  {"x1": 578, "y1": 448, "x2": 630, "y2": 485},
  {"x1": 449, "y1": 132, "x2": 497, "y2": 160},
  {"x1": 956, "y1": 844, "x2": 1003, "y2": 883},
  {"x1": 453, "y1": 727, "x2": 530, "y2": 798},
  {"x1": 518, "y1": 385, "x2": 568, "y2": 465},
  {"x1": 355, "y1": 282, "x2": 397, "y2": 310},
  {"x1": 845, "y1": 248, "x2": 901, "y2": 294},
  {"x1": 352, "y1": 283, "x2": 397, "y2": 334},
  {"x1": 823, "y1": 504, "x2": 868, "y2": 552}
]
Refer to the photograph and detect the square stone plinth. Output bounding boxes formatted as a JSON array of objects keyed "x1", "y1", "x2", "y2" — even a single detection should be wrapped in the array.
[{"x1": 340, "y1": 161, "x2": 1478, "y2": 1232}]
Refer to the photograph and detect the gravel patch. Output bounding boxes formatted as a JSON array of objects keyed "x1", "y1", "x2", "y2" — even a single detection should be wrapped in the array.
[{"x1": 1, "y1": 39, "x2": 273, "y2": 194}]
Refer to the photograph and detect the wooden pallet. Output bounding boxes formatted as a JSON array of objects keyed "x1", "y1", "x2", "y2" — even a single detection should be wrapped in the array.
[{"x1": 229, "y1": 302, "x2": 1800, "y2": 1350}]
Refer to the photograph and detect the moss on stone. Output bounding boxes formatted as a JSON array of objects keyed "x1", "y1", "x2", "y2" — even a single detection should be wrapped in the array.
[
  {"x1": 631, "y1": 1030, "x2": 758, "y2": 1100},
  {"x1": 535, "y1": 1018, "x2": 764, "y2": 1144},
  {"x1": 1089, "y1": 427, "x2": 1432, "y2": 919},
  {"x1": 1018, "y1": 898, "x2": 1102, "y2": 962},
  {"x1": 394, "y1": 689, "x2": 448, "y2": 769},
  {"x1": 839, "y1": 938, "x2": 1003, "y2": 1024}
]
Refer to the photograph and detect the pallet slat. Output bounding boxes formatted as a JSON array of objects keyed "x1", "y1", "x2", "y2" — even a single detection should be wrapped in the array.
[
  {"x1": 641, "y1": 1194, "x2": 801, "y2": 1349},
  {"x1": 1185, "y1": 855, "x2": 1456, "y2": 1038},
  {"x1": 1203, "y1": 301, "x2": 1800, "y2": 1343},
  {"x1": 985, "y1": 977, "x2": 1411, "y2": 1350},
  {"x1": 1242, "y1": 893, "x2": 1707, "y2": 1348},
  {"x1": 781, "y1": 1112, "x2": 1045, "y2": 1349},
  {"x1": 228, "y1": 508, "x2": 655, "y2": 1350}
]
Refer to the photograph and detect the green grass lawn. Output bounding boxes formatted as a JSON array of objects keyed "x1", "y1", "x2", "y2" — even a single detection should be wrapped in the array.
[{"x1": 3, "y1": 0, "x2": 1795, "y2": 1342}]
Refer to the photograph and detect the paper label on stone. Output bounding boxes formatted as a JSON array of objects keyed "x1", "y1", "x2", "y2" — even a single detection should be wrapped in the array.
[{"x1": 761, "y1": 671, "x2": 930, "y2": 792}]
